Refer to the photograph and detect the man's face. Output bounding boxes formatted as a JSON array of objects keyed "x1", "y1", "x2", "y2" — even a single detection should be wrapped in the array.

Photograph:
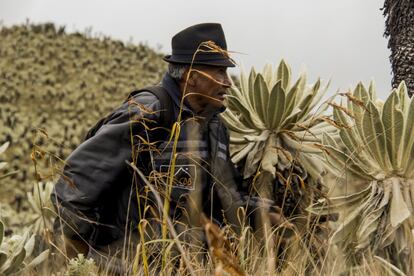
[{"x1": 186, "y1": 65, "x2": 232, "y2": 112}]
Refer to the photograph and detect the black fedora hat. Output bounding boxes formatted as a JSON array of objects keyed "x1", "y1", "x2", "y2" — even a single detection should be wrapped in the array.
[{"x1": 163, "y1": 23, "x2": 235, "y2": 67}]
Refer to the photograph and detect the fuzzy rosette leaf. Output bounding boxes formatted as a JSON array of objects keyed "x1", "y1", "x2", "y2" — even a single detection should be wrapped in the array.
[{"x1": 0, "y1": 142, "x2": 9, "y2": 173}]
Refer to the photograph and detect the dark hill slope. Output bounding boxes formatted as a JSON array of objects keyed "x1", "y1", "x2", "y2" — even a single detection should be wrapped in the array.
[{"x1": 0, "y1": 23, "x2": 166, "y2": 194}]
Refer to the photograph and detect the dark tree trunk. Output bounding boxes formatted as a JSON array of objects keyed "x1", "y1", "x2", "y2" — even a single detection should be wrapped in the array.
[{"x1": 383, "y1": 0, "x2": 414, "y2": 96}]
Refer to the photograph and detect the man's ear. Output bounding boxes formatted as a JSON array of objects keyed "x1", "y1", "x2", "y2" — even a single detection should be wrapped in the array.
[{"x1": 184, "y1": 68, "x2": 197, "y2": 87}]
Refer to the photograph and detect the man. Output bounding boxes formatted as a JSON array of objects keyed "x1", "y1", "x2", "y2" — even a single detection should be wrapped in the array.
[
  {"x1": 52, "y1": 23, "x2": 246, "y2": 264},
  {"x1": 51, "y1": 23, "x2": 254, "y2": 270}
]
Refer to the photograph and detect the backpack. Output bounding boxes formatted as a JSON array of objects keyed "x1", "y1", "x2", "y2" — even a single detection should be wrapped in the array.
[{"x1": 84, "y1": 86, "x2": 175, "y2": 140}]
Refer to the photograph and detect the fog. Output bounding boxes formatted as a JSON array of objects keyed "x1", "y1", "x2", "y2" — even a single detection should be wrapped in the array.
[{"x1": 0, "y1": 0, "x2": 392, "y2": 98}]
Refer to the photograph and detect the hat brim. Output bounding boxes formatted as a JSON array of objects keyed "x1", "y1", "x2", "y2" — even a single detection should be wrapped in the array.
[{"x1": 163, "y1": 55, "x2": 236, "y2": 68}]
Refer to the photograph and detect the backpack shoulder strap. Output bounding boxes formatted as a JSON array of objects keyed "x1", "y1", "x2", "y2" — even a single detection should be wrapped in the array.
[
  {"x1": 126, "y1": 86, "x2": 175, "y2": 130},
  {"x1": 84, "y1": 86, "x2": 174, "y2": 140}
]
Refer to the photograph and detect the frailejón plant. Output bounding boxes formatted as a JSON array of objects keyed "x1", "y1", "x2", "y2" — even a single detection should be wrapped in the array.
[
  {"x1": 309, "y1": 81, "x2": 414, "y2": 272},
  {"x1": 27, "y1": 182, "x2": 55, "y2": 235},
  {"x1": 0, "y1": 220, "x2": 49, "y2": 275},
  {"x1": 221, "y1": 60, "x2": 337, "y2": 271},
  {"x1": 64, "y1": 254, "x2": 98, "y2": 276},
  {"x1": 222, "y1": 60, "x2": 335, "y2": 181}
]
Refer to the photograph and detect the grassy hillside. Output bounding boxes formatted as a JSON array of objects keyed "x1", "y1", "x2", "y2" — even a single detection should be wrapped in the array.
[{"x1": 0, "y1": 23, "x2": 167, "y2": 197}]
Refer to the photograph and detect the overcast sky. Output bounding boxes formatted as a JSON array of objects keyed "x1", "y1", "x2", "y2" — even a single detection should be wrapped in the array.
[{"x1": 0, "y1": 0, "x2": 392, "y2": 99}]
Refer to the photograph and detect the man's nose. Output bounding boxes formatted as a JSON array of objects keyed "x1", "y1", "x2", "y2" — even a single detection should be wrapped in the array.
[{"x1": 222, "y1": 73, "x2": 232, "y2": 88}]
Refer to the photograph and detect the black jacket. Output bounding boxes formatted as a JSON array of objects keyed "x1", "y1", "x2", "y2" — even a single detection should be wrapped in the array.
[{"x1": 51, "y1": 74, "x2": 246, "y2": 247}]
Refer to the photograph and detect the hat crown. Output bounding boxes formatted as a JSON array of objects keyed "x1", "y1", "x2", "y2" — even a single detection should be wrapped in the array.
[{"x1": 171, "y1": 23, "x2": 227, "y2": 53}]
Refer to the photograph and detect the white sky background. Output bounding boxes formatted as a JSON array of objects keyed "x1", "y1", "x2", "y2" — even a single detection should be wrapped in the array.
[{"x1": 0, "y1": 0, "x2": 392, "y2": 99}]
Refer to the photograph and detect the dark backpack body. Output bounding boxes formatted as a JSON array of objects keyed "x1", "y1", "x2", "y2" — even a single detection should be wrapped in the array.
[
  {"x1": 84, "y1": 86, "x2": 175, "y2": 140},
  {"x1": 80, "y1": 86, "x2": 177, "y2": 245}
]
